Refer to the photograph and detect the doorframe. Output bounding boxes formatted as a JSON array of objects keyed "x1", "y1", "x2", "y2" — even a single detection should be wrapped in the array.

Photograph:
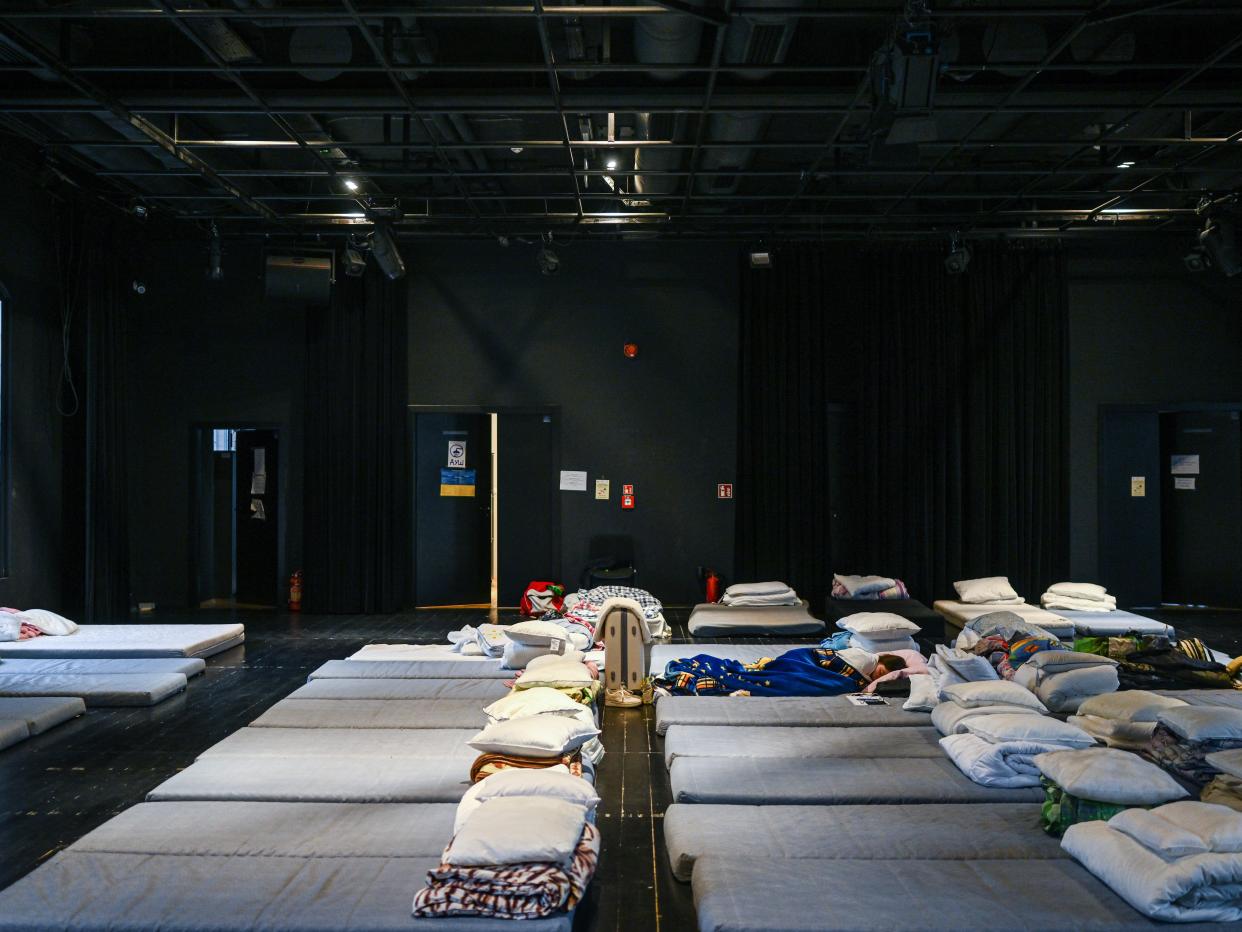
[
  {"x1": 408, "y1": 405, "x2": 562, "y2": 610},
  {"x1": 187, "y1": 421, "x2": 284, "y2": 608}
]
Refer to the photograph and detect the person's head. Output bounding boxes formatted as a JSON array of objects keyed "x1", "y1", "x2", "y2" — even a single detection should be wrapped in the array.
[{"x1": 872, "y1": 653, "x2": 908, "y2": 679}]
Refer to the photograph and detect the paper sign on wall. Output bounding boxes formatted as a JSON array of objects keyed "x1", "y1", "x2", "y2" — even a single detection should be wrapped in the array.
[
  {"x1": 440, "y1": 468, "x2": 476, "y2": 497},
  {"x1": 447, "y1": 441, "x2": 467, "y2": 469},
  {"x1": 1171, "y1": 454, "x2": 1200, "y2": 475},
  {"x1": 595, "y1": 479, "x2": 610, "y2": 500},
  {"x1": 559, "y1": 471, "x2": 588, "y2": 491},
  {"x1": 1174, "y1": 476, "x2": 1197, "y2": 491}
]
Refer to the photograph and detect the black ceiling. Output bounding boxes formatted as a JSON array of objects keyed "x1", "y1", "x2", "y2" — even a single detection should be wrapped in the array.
[{"x1": 1, "y1": 1, "x2": 1241, "y2": 241}]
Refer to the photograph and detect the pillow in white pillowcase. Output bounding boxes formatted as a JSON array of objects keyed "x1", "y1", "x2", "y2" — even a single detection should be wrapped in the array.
[
  {"x1": 445, "y1": 797, "x2": 588, "y2": 867},
  {"x1": 964, "y1": 712, "x2": 1097, "y2": 749},
  {"x1": 836, "y1": 613, "x2": 921, "y2": 637},
  {"x1": 513, "y1": 656, "x2": 595, "y2": 690},
  {"x1": 903, "y1": 674, "x2": 939, "y2": 712},
  {"x1": 483, "y1": 687, "x2": 596, "y2": 724},
  {"x1": 1034, "y1": 748, "x2": 1188, "y2": 805},
  {"x1": 468, "y1": 715, "x2": 599, "y2": 758},
  {"x1": 505, "y1": 620, "x2": 571, "y2": 648},
  {"x1": 942, "y1": 679, "x2": 1048, "y2": 713},
  {"x1": 453, "y1": 766, "x2": 599, "y2": 834},
  {"x1": 953, "y1": 577, "x2": 1021, "y2": 604}
]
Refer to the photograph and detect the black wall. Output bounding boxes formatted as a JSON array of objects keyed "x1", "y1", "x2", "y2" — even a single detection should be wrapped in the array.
[
  {"x1": 123, "y1": 238, "x2": 305, "y2": 609},
  {"x1": 406, "y1": 241, "x2": 738, "y2": 605},
  {"x1": 1067, "y1": 241, "x2": 1242, "y2": 583}
]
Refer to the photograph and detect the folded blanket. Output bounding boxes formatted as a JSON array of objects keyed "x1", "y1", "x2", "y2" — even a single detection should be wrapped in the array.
[
  {"x1": 719, "y1": 591, "x2": 800, "y2": 607},
  {"x1": 940, "y1": 732, "x2": 1068, "y2": 788},
  {"x1": 470, "y1": 751, "x2": 584, "y2": 784},
  {"x1": 1068, "y1": 714, "x2": 1156, "y2": 751},
  {"x1": 1041, "y1": 594, "x2": 1118, "y2": 613},
  {"x1": 1062, "y1": 818, "x2": 1242, "y2": 922},
  {"x1": 832, "y1": 575, "x2": 895, "y2": 597},
  {"x1": 724, "y1": 581, "x2": 793, "y2": 598},
  {"x1": 413, "y1": 822, "x2": 600, "y2": 920},
  {"x1": 830, "y1": 578, "x2": 909, "y2": 600},
  {"x1": 1047, "y1": 582, "x2": 1111, "y2": 602}
]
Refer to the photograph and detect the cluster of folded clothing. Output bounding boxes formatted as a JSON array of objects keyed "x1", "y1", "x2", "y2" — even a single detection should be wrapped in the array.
[
  {"x1": 1063, "y1": 800, "x2": 1242, "y2": 922},
  {"x1": 1069, "y1": 689, "x2": 1189, "y2": 750},
  {"x1": 717, "y1": 581, "x2": 800, "y2": 607},
  {"x1": 1203, "y1": 749, "x2": 1242, "y2": 811},
  {"x1": 412, "y1": 773, "x2": 602, "y2": 920},
  {"x1": 1139, "y1": 705, "x2": 1242, "y2": 794},
  {"x1": 1037, "y1": 747, "x2": 1188, "y2": 837},
  {"x1": 1074, "y1": 632, "x2": 1241, "y2": 691},
  {"x1": 1040, "y1": 581, "x2": 1116, "y2": 612},
  {"x1": 557, "y1": 585, "x2": 667, "y2": 640},
  {"x1": 830, "y1": 574, "x2": 910, "y2": 600},
  {"x1": 0, "y1": 608, "x2": 79, "y2": 643}
]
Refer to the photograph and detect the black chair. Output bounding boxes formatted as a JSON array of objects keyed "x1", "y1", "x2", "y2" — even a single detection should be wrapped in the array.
[{"x1": 580, "y1": 535, "x2": 638, "y2": 589}]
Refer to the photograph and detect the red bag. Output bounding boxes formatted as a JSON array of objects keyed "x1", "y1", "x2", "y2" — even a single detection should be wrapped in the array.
[{"x1": 520, "y1": 581, "x2": 565, "y2": 617}]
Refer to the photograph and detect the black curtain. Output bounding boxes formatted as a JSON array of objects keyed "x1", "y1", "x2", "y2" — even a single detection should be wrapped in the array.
[
  {"x1": 736, "y1": 242, "x2": 1068, "y2": 604},
  {"x1": 72, "y1": 212, "x2": 131, "y2": 622},
  {"x1": 303, "y1": 265, "x2": 409, "y2": 613}
]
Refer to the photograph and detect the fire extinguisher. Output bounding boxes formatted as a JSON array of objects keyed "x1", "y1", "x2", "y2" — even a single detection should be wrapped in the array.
[
  {"x1": 704, "y1": 570, "x2": 721, "y2": 604},
  {"x1": 289, "y1": 570, "x2": 303, "y2": 612}
]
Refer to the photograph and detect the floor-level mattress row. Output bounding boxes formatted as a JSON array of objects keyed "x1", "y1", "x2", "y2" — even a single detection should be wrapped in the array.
[{"x1": 0, "y1": 660, "x2": 584, "y2": 931}]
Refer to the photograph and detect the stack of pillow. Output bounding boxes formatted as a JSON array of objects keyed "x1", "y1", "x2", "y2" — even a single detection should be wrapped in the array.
[
  {"x1": 1035, "y1": 747, "x2": 1188, "y2": 837},
  {"x1": 511, "y1": 654, "x2": 602, "y2": 706},
  {"x1": 1069, "y1": 690, "x2": 1189, "y2": 750},
  {"x1": 831, "y1": 574, "x2": 910, "y2": 600},
  {"x1": 935, "y1": 681, "x2": 1096, "y2": 787},
  {"x1": 1141, "y1": 706, "x2": 1242, "y2": 793},
  {"x1": 1041, "y1": 582, "x2": 1117, "y2": 613},
  {"x1": 1204, "y1": 750, "x2": 1242, "y2": 811},
  {"x1": 1012, "y1": 650, "x2": 1119, "y2": 713},
  {"x1": 502, "y1": 620, "x2": 590, "y2": 669},
  {"x1": 413, "y1": 781, "x2": 601, "y2": 921},
  {"x1": 835, "y1": 612, "x2": 920, "y2": 653},
  {"x1": 1063, "y1": 800, "x2": 1242, "y2": 922},
  {"x1": 953, "y1": 576, "x2": 1024, "y2": 605},
  {"x1": 468, "y1": 690, "x2": 601, "y2": 782},
  {"x1": 719, "y1": 582, "x2": 800, "y2": 607},
  {"x1": 484, "y1": 686, "x2": 604, "y2": 766}
]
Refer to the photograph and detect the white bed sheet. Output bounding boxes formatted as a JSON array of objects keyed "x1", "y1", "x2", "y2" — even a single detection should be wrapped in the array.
[
  {"x1": 1055, "y1": 609, "x2": 1174, "y2": 638},
  {"x1": 933, "y1": 601, "x2": 1075, "y2": 639}
]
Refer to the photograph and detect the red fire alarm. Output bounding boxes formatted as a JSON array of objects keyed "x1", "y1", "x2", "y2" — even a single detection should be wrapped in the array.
[
  {"x1": 623, "y1": 343, "x2": 638, "y2": 358},
  {"x1": 621, "y1": 494, "x2": 635, "y2": 510},
  {"x1": 622, "y1": 484, "x2": 634, "y2": 496},
  {"x1": 717, "y1": 483, "x2": 733, "y2": 499}
]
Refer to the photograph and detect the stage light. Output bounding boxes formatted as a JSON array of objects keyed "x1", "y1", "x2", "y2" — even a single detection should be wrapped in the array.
[
  {"x1": 944, "y1": 243, "x2": 972, "y2": 274},
  {"x1": 343, "y1": 178, "x2": 360, "y2": 192},
  {"x1": 1184, "y1": 248, "x2": 1211, "y2": 273},
  {"x1": 1116, "y1": 160, "x2": 1135, "y2": 169},
  {"x1": 605, "y1": 157, "x2": 619, "y2": 170},
  {"x1": 1200, "y1": 214, "x2": 1241, "y2": 278},
  {"x1": 132, "y1": 280, "x2": 146, "y2": 295},
  {"x1": 537, "y1": 244, "x2": 560, "y2": 276},
  {"x1": 749, "y1": 250, "x2": 772, "y2": 269},
  {"x1": 368, "y1": 222, "x2": 406, "y2": 280},
  {"x1": 342, "y1": 244, "x2": 367, "y2": 277}
]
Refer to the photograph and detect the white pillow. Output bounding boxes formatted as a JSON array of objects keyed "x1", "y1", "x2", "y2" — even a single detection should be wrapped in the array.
[
  {"x1": 445, "y1": 796, "x2": 587, "y2": 867},
  {"x1": 1022, "y1": 650, "x2": 1118, "y2": 675},
  {"x1": 1077, "y1": 690, "x2": 1187, "y2": 723},
  {"x1": 525, "y1": 651, "x2": 587, "y2": 672},
  {"x1": 1033, "y1": 666, "x2": 1120, "y2": 714},
  {"x1": 850, "y1": 633, "x2": 918, "y2": 654},
  {"x1": 1157, "y1": 707, "x2": 1242, "y2": 743},
  {"x1": 514, "y1": 657, "x2": 595, "y2": 690},
  {"x1": 953, "y1": 576, "x2": 1020, "y2": 604},
  {"x1": 0, "y1": 616, "x2": 19, "y2": 642},
  {"x1": 935, "y1": 644, "x2": 999, "y2": 683},
  {"x1": 836, "y1": 613, "x2": 921, "y2": 637},
  {"x1": 468, "y1": 716, "x2": 599, "y2": 758},
  {"x1": 453, "y1": 766, "x2": 599, "y2": 834},
  {"x1": 1206, "y1": 749, "x2": 1242, "y2": 780},
  {"x1": 501, "y1": 639, "x2": 570, "y2": 670},
  {"x1": 903, "y1": 674, "x2": 939, "y2": 712},
  {"x1": 19, "y1": 609, "x2": 79, "y2": 636},
  {"x1": 1047, "y1": 582, "x2": 1109, "y2": 601},
  {"x1": 483, "y1": 687, "x2": 594, "y2": 724},
  {"x1": 1109, "y1": 802, "x2": 1242, "y2": 857},
  {"x1": 932, "y1": 701, "x2": 1042, "y2": 736},
  {"x1": 505, "y1": 620, "x2": 572, "y2": 649},
  {"x1": 942, "y1": 680, "x2": 1048, "y2": 713},
  {"x1": 964, "y1": 712, "x2": 1097, "y2": 748},
  {"x1": 1034, "y1": 747, "x2": 1189, "y2": 805}
]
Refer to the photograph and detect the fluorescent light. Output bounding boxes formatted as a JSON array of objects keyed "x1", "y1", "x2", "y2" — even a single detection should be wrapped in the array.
[
  {"x1": 343, "y1": 178, "x2": 359, "y2": 191},
  {"x1": 605, "y1": 158, "x2": 618, "y2": 170},
  {"x1": 1117, "y1": 161, "x2": 1135, "y2": 169},
  {"x1": 510, "y1": 146, "x2": 524, "y2": 154}
]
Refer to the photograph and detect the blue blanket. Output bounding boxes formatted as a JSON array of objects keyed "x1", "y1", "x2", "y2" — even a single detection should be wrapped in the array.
[{"x1": 656, "y1": 648, "x2": 868, "y2": 697}]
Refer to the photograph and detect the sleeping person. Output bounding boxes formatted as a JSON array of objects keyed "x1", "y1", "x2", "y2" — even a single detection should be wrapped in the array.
[{"x1": 655, "y1": 647, "x2": 906, "y2": 697}]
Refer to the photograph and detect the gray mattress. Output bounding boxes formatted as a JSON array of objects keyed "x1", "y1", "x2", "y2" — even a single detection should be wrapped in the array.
[
  {"x1": 686, "y1": 602, "x2": 825, "y2": 637},
  {"x1": 0, "y1": 718, "x2": 28, "y2": 750},
  {"x1": 1165, "y1": 689, "x2": 1242, "y2": 710},
  {"x1": 0, "y1": 623, "x2": 244, "y2": 659},
  {"x1": 199, "y1": 726, "x2": 478, "y2": 760},
  {"x1": 0, "y1": 852, "x2": 574, "y2": 932},
  {"x1": 0, "y1": 696, "x2": 85, "y2": 734},
  {"x1": 148, "y1": 756, "x2": 476, "y2": 803},
  {"x1": 76, "y1": 801, "x2": 457, "y2": 858},
  {"x1": 251, "y1": 698, "x2": 489, "y2": 730},
  {"x1": 664, "y1": 802, "x2": 1055, "y2": 881},
  {"x1": 670, "y1": 756, "x2": 1045, "y2": 805},
  {"x1": 691, "y1": 857, "x2": 1223, "y2": 932},
  {"x1": 1057, "y1": 608, "x2": 1174, "y2": 637},
  {"x1": 289, "y1": 677, "x2": 512, "y2": 701},
  {"x1": 310, "y1": 658, "x2": 511, "y2": 680},
  {"x1": 662, "y1": 724, "x2": 941, "y2": 767},
  {"x1": 649, "y1": 643, "x2": 809, "y2": 676},
  {"x1": 0, "y1": 672, "x2": 187, "y2": 706},
  {"x1": 0, "y1": 656, "x2": 206, "y2": 677},
  {"x1": 655, "y1": 695, "x2": 930, "y2": 735}
]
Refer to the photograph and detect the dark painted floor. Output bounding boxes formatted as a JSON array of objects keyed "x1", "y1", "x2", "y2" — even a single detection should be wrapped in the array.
[{"x1": 2, "y1": 605, "x2": 1241, "y2": 931}]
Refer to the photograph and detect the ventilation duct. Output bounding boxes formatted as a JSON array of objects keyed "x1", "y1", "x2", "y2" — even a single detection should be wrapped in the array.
[{"x1": 634, "y1": 5, "x2": 705, "y2": 81}]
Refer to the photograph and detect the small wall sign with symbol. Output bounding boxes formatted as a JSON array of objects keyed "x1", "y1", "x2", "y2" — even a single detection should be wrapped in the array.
[
  {"x1": 717, "y1": 483, "x2": 733, "y2": 499},
  {"x1": 447, "y1": 441, "x2": 467, "y2": 468}
]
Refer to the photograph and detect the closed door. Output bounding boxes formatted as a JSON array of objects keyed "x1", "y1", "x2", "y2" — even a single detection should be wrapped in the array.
[
  {"x1": 1161, "y1": 410, "x2": 1242, "y2": 607},
  {"x1": 1099, "y1": 409, "x2": 1162, "y2": 607},
  {"x1": 414, "y1": 413, "x2": 492, "y2": 606},
  {"x1": 234, "y1": 429, "x2": 279, "y2": 605},
  {"x1": 497, "y1": 412, "x2": 560, "y2": 607}
]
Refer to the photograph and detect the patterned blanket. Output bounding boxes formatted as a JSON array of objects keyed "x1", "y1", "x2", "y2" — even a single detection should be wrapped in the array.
[
  {"x1": 469, "y1": 751, "x2": 584, "y2": 783},
  {"x1": 830, "y1": 579, "x2": 910, "y2": 600},
  {"x1": 1142, "y1": 723, "x2": 1242, "y2": 791},
  {"x1": 412, "y1": 822, "x2": 600, "y2": 919},
  {"x1": 656, "y1": 648, "x2": 868, "y2": 697}
]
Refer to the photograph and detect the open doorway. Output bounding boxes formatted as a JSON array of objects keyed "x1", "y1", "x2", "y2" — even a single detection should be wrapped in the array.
[{"x1": 191, "y1": 426, "x2": 281, "y2": 609}]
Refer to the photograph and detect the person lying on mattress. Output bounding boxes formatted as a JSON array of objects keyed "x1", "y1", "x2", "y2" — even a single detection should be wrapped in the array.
[{"x1": 654, "y1": 647, "x2": 906, "y2": 697}]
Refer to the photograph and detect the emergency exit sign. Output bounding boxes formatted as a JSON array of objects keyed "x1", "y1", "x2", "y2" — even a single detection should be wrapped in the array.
[{"x1": 717, "y1": 483, "x2": 733, "y2": 499}]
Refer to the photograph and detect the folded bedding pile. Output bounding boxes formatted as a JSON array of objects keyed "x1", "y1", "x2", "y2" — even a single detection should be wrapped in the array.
[
  {"x1": 1040, "y1": 581, "x2": 1118, "y2": 613},
  {"x1": 830, "y1": 573, "x2": 910, "y2": 600},
  {"x1": 1076, "y1": 633, "x2": 1240, "y2": 691},
  {"x1": 1063, "y1": 800, "x2": 1242, "y2": 922},
  {"x1": 1035, "y1": 747, "x2": 1189, "y2": 837},
  {"x1": 1069, "y1": 689, "x2": 1190, "y2": 750},
  {"x1": 685, "y1": 600, "x2": 823, "y2": 637},
  {"x1": 718, "y1": 581, "x2": 800, "y2": 606},
  {"x1": 1013, "y1": 649, "x2": 1120, "y2": 713},
  {"x1": 561, "y1": 584, "x2": 667, "y2": 640},
  {"x1": 834, "y1": 611, "x2": 921, "y2": 654},
  {"x1": 0, "y1": 607, "x2": 78, "y2": 639},
  {"x1": 935, "y1": 576, "x2": 1077, "y2": 640},
  {"x1": 1139, "y1": 706, "x2": 1242, "y2": 792},
  {"x1": 1203, "y1": 750, "x2": 1242, "y2": 811}
]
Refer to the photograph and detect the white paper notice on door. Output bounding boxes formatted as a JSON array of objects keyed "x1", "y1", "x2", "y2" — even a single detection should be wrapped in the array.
[
  {"x1": 1174, "y1": 477, "x2": 1197, "y2": 491},
  {"x1": 559, "y1": 470, "x2": 588, "y2": 491},
  {"x1": 254, "y1": 448, "x2": 266, "y2": 476},
  {"x1": 1170, "y1": 454, "x2": 1200, "y2": 475},
  {"x1": 250, "y1": 473, "x2": 267, "y2": 495}
]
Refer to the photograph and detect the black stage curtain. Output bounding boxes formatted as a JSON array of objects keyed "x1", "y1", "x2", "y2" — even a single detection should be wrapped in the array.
[
  {"x1": 736, "y1": 242, "x2": 1068, "y2": 604},
  {"x1": 79, "y1": 215, "x2": 131, "y2": 622},
  {"x1": 303, "y1": 266, "x2": 409, "y2": 613}
]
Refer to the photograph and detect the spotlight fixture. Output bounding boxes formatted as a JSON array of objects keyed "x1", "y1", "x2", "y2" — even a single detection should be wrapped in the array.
[
  {"x1": 497, "y1": 235, "x2": 510, "y2": 247},
  {"x1": 510, "y1": 146, "x2": 524, "y2": 154},
  {"x1": 132, "y1": 202, "x2": 149, "y2": 218},
  {"x1": 132, "y1": 280, "x2": 147, "y2": 295},
  {"x1": 944, "y1": 235, "x2": 971, "y2": 275},
  {"x1": 368, "y1": 222, "x2": 406, "y2": 280},
  {"x1": 342, "y1": 241, "x2": 367, "y2": 278},
  {"x1": 536, "y1": 244, "x2": 560, "y2": 276},
  {"x1": 343, "y1": 178, "x2": 360, "y2": 192},
  {"x1": 1200, "y1": 214, "x2": 1241, "y2": 278},
  {"x1": 207, "y1": 223, "x2": 224, "y2": 281},
  {"x1": 605, "y1": 157, "x2": 619, "y2": 171},
  {"x1": 1184, "y1": 248, "x2": 1211, "y2": 273},
  {"x1": 749, "y1": 250, "x2": 772, "y2": 269}
]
